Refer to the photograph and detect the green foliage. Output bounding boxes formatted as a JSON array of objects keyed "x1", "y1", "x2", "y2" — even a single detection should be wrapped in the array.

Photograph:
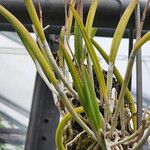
[
  {"x1": 59, "y1": 41, "x2": 83, "y2": 99},
  {"x1": 74, "y1": 0, "x2": 84, "y2": 66},
  {"x1": 74, "y1": 20, "x2": 84, "y2": 66},
  {"x1": 71, "y1": 5, "x2": 107, "y2": 97},
  {"x1": 56, "y1": 107, "x2": 84, "y2": 150},
  {"x1": 91, "y1": 38, "x2": 137, "y2": 130},
  {"x1": 85, "y1": 0, "x2": 100, "y2": 35},
  {"x1": 81, "y1": 66, "x2": 102, "y2": 131},
  {"x1": 0, "y1": 5, "x2": 58, "y2": 86},
  {"x1": 24, "y1": 0, "x2": 46, "y2": 43},
  {"x1": 0, "y1": 0, "x2": 150, "y2": 149},
  {"x1": 109, "y1": 0, "x2": 138, "y2": 63},
  {"x1": 58, "y1": 27, "x2": 65, "y2": 69}
]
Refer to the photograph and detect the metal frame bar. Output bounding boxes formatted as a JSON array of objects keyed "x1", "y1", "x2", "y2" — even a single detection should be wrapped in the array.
[
  {"x1": 0, "y1": 0, "x2": 150, "y2": 30},
  {"x1": 25, "y1": 73, "x2": 59, "y2": 150},
  {"x1": 0, "y1": 95, "x2": 29, "y2": 117},
  {"x1": 0, "y1": 128, "x2": 25, "y2": 145},
  {"x1": 0, "y1": 110, "x2": 27, "y2": 131},
  {"x1": 0, "y1": 25, "x2": 148, "y2": 39},
  {"x1": 135, "y1": 1, "x2": 143, "y2": 129}
]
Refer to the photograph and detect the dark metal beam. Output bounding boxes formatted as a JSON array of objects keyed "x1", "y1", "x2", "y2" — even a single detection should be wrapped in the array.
[
  {"x1": 135, "y1": 2, "x2": 143, "y2": 129},
  {"x1": 25, "y1": 74, "x2": 59, "y2": 150},
  {"x1": 1, "y1": 24, "x2": 148, "y2": 39},
  {"x1": 0, "y1": 0, "x2": 150, "y2": 30}
]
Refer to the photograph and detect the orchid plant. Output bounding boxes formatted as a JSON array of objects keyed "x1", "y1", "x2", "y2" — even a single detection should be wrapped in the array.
[{"x1": 0, "y1": 0, "x2": 150, "y2": 149}]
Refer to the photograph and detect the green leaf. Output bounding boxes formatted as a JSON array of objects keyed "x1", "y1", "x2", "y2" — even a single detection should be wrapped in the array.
[
  {"x1": 110, "y1": 31, "x2": 150, "y2": 132},
  {"x1": 91, "y1": 38, "x2": 137, "y2": 130},
  {"x1": 90, "y1": 28, "x2": 98, "y2": 38},
  {"x1": 24, "y1": 0, "x2": 46, "y2": 43},
  {"x1": 71, "y1": 5, "x2": 107, "y2": 97},
  {"x1": 134, "y1": 32, "x2": 150, "y2": 54},
  {"x1": 74, "y1": 1, "x2": 84, "y2": 67},
  {"x1": 0, "y1": 5, "x2": 58, "y2": 86},
  {"x1": 85, "y1": 0, "x2": 100, "y2": 34},
  {"x1": 81, "y1": 67, "x2": 102, "y2": 130},
  {"x1": 74, "y1": 20, "x2": 84, "y2": 66},
  {"x1": 58, "y1": 27, "x2": 65, "y2": 69},
  {"x1": 109, "y1": 0, "x2": 137, "y2": 64},
  {"x1": 60, "y1": 40, "x2": 102, "y2": 130},
  {"x1": 66, "y1": 0, "x2": 75, "y2": 40}
]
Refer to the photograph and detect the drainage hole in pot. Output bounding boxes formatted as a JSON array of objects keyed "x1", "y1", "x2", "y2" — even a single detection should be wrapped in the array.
[
  {"x1": 41, "y1": 136, "x2": 47, "y2": 141},
  {"x1": 44, "y1": 119, "x2": 49, "y2": 123}
]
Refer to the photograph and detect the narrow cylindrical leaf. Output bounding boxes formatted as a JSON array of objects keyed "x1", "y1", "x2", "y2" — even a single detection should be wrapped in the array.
[
  {"x1": 71, "y1": 5, "x2": 112, "y2": 119},
  {"x1": 111, "y1": 31, "x2": 150, "y2": 132},
  {"x1": 66, "y1": 0, "x2": 75, "y2": 40},
  {"x1": 107, "y1": 0, "x2": 137, "y2": 108},
  {"x1": 0, "y1": 5, "x2": 58, "y2": 86},
  {"x1": 134, "y1": 32, "x2": 150, "y2": 54},
  {"x1": 56, "y1": 107, "x2": 84, "y2": 150},
  {"x1": 71, "y1": 5, "x2": 107, "y2": 97},
  {"x1": 109, "y1": 0, "x2": 137, "y2": 63},
  {"x1": 58, "y1": 27, "x2": 65, "y2": 69},
  {"x1": 85, "y1": 0, "x2": 100, "y2": 34},
  {"x1": 91, "y1": 38, "x2": 137, "y2": 130},
  {"x1": 24, "y1": 0, "x2": 46, "y2": 43}
]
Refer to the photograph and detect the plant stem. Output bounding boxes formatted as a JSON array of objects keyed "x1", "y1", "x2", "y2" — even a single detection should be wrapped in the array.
[
  {"x1": 106, "y1": 63, "x2": 114, "y2": 100},
  {"x1": 32, "y1": 25, "x2": 52, "y2": 67},
  {"x1": 106, "y1": 62, "x2": 114, "y2": 113},
  {"x1": 110, "y1": 52, "x2": 136, "y2": 134},
  {"x1": 43, "y1": 40, "x2": 78, "y2": 98},
  {"x1": 35, "y1": 60, "x2": 58, "y2": 95},
  {"x1": 120, "y1": 98, "x2": 125, "y2": 136},
  {"x1": 95, "y1": 129, "x2": 107, "y2": 150}
]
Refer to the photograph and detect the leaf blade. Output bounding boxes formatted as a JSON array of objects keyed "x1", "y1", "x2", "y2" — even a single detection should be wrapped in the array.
[
  {"x1": 109, "y1": 0, "x2": 138, "y2": 63},
  {"x1": 81, "y1": 67, "x2": 102, "y2": 130}
]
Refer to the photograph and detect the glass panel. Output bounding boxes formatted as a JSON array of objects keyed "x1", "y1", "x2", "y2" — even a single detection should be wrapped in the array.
[{"x1": 0, "y1": 31, "x2": 36, "y2": 148}]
